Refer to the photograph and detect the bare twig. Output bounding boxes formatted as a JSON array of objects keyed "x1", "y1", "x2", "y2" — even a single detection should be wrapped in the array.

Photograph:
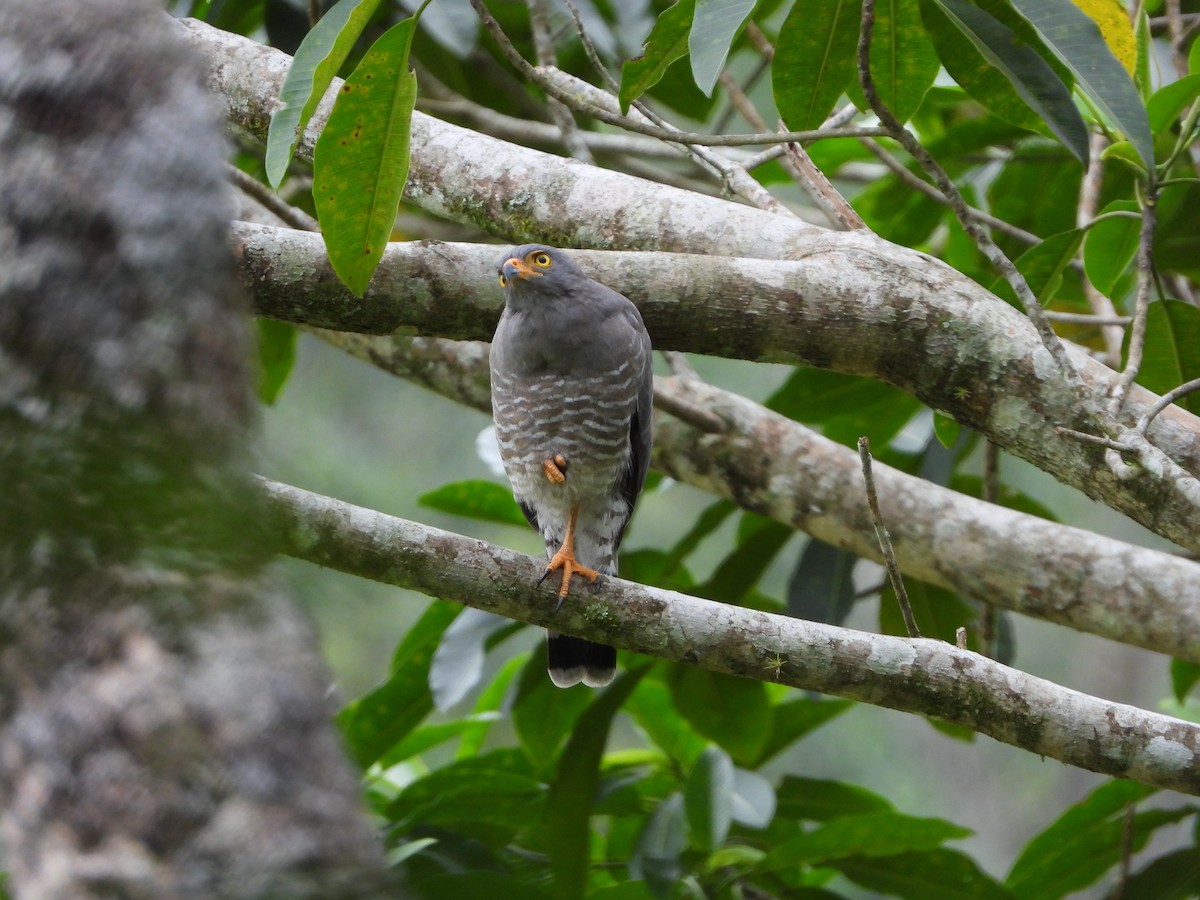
[
  {"x1": 858, "y1": 436, "x2": 920, "y2": 638},
  {"x1": 783, "y1": 136, "x2": 866, "y2": 231},
  {"x1": 1165, "y1": 0, "x2": 1190, "y2": 81},
  {"x1": 470, "y1": 0, "x2": 888, "y2": 148},
  {"x1": 1077, "y1": 132, "x2": 1125, "y2": 367},
  {"x1": 1136, "y1": 376, "x2": 1200, "y2": 436},
  {"x1": 539, "y1": 67, "x2": 793, "y2": 215},
  {"x1": 856, "y1": 0, "x2": 1084, "y2": 397},
  {"x1": 1054, "y1": 426, "x2": 1132, "y2": 452},
  {"x1": 1043, "y1": 311, "x2": 1132, "y2": 326},
  {"x1": 226, "y1": 163, "x2": 319, "y2": 232},
  {"x1": 653, "y1": 384, "x2": 727, "y2": 434},
  {"x1": 527, "y1": 0, "x2": 593, "y2": 163},
  {"x1": 859, "y1": 138, "x2": 1039, "y2": 246},
  {"x1": 663, "y1": 350, "x2": 701, "y2": 380},
  {"x1": 1109, "y1": 191, "x2": 1159, "y2": 416},
  {"x1": 980, "y1": 441, "x2": 999, "y2": 657},
  {"x1": 1111, "y1": 803, "x2": 1137, "y2": 900}
]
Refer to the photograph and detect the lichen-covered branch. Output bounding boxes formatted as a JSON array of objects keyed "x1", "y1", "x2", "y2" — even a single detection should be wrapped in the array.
[
  {"x1": 262, "y1": 478, "x2": 1200, "y2": 797},
  {"x1": 314, "y1": 331, "x2": 1200, "y2": 662},
  {"x1": 234, "y1": 222, "x2": 1200, "y2": 552},
  {"x1": 178, "y1": 17, "x2": 820, "y2": 257}
]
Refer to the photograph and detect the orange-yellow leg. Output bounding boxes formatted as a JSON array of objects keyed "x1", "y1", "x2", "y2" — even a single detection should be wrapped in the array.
[
  {"x1": 539, "y1": 505, "x2": 599, "y2": 605},
  {"x1": 542, "y1": 454, "x2": 568, "y2": 484}
]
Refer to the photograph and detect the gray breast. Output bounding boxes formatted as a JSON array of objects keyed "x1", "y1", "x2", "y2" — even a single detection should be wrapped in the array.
[{"x1": 491, "y1": 358, "x2": 642, "y2": 507}]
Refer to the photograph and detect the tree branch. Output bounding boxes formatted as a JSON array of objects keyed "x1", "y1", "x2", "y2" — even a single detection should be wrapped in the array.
[
  {"x1": 232, "y1": 222, "x2": 1200, "y2": 553},
  {"x1": 313, "y1": 326, "x2": 1200, "y2": 662},
  {"x1": 178, "y1": 16, "x2": 828, "y2": 251},
  {"x1": 260, "y1": 477, "x2": 1200, "y2": 798}
]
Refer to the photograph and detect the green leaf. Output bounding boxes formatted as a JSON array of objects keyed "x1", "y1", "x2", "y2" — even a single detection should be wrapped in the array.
[
  {"x1": 851, "y1": 0, "x2": 940, "y2": 124},
  {"x1": 1148, "y1": 74, "x2": 1200, "y2": 137},
  {"x1": 933, "y1": 411, "x2": 961, "y2": 449},
  {"x1": 764, "y1": 811, "x2": 972, "y2": 868},
  {"x1": 1099, "y1": 139, "x2": 1149, "y2": 175},
  {"x1": 619, "y1": 0, "x2": 695, "y2": 114},
  {"x1": 429, "y1": 610, "x2": 519, "y2": 710},
  {"x1": 835, "y1": 848, "x2": 1014, "y2": 899},
  {"x1": 755, "y1": 698, "x2": 854, "y2": 767},
  {"x1": 1005, "y1": 779, "x2": 1156, "y2": 898},
  {"x1": 337, "y1": 600, "x2": 460, "y2": 769},
  {"x1": 1137, "y1": 299, "x2": 1200, "y2": 415},
  {"x1": 775, "y1": 776, "x2": 893, "y2": 822},
  {"x1": 417, "y1": 872, "x2": 555, "y2": 900},
  {"x1": 704, "y1": 844, "x2": 766, "y2": 872},
  {"x1": 688, "y1": 0, "x2": 757, "y2": 97},
  {"x1": 1171, "y1": 658, "x2": 1200, "y2": 703},
  {"x1": 313, "y1": 14, "x2": 421, "y2": 296},
  {"x1": 773, "y1": 0, "x2": 860, "y2": 131},
  {"x1": 989, "y1": 228, "x2": 1085, "y2": 308},
  {"x1": 1121, "y1": 847, "x2": 1200, "y2": 900},
  {"x1": 512, "y1": 651, "x2": 594, "y2": 768},
  {"x1": 265, "y1": 0, "x2": 385, "y2": 187},
  {"x1": 418, "y1": 479, "x2": 528, "y2": 526},
  {"x1": 1084, "y1": 200, "x2": 1140, "y2": 297},
  {"x1": 1009, "y1": 0, "x2": 1154, "y2": 168},
  {"x1": 697, "y1": 513, "x2": 792, "y2": 605},
  {"x1": 922, "y1": 0, "x2": 1088, "y2": 163},
  {"x1": 456, "y1": 654, "x2": 526, "y2": 759},
  {"x1": 545, "y1": 671, "x2": 645, "y2": 900},
  {"x1": 767, "y1": 368, "x2": 922, "y2": 450},
  {"x1": 630, "y1": 793, "x2": 687, "y2": 893},
  {"x1": 786, "y1": 540, "x2": 858, "y2": 626},
  {"x1": 254, "y1": 318, "x2": 298, "y2": 405},
  {"x1": 379, "y1": 714, "x2": 501, "y2": 767},
  {"x1": 626, "y1": 677, "x2": 708, "y2": 769},
  {"x1": 730, "y1": 767, "x2": 776, "y2": 829},
  {"x1": 386, "y1": 749, "x2": 545, "y2": 836},
  {"x1": 685, "y1": 747, "x2": 735, "y2": 852},
  {"x1": 669, "y1": 668, "x2": 772, "y2": 766}
]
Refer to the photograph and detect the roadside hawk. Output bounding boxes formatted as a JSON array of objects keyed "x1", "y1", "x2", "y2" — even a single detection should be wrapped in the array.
[{"x1": 490, "y1": 244, "x2": 653, "y2": 688}]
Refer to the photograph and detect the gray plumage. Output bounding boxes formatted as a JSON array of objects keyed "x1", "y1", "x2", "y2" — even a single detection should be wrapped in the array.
[{"x1": 490, "y1": 244, "x2": 653, "y2": 687}]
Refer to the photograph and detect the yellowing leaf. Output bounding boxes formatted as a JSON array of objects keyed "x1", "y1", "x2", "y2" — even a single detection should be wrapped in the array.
[{"x1": 1071, "y1": 0, "x2": 1135, "y2": 76}]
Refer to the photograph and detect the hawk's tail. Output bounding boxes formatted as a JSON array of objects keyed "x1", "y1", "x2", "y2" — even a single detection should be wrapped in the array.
[{"x1": 547, "y1": 631, "x2": 616, "y2": 688}]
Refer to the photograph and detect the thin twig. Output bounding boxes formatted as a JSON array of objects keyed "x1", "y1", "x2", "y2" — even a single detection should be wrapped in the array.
[
  {"x1": 980, "y1": 441, "x2": 999, "y2": 657},
  {"x1": 470, "y1": 0, "x2": 888, "y2": 148},
  {"x1": 653, "y1": 384, "x2": 727, "y2": 434},
  {"x1": 1111, "y1": 803, "x2": 1137, "y2": 900},
  {"x1": 226, "y1": 163, "x2": 319, "y2": 232},
  {"x1": 858, "y1": 437, "x2": 920, "y2": 638},
  {"x1": 784, "y1": 137, "x2": 866, "y2": 230},
  {"x1": 1055, "y1": 426, "x2": 1133, "y2": 452},
  {"x1": 1077, "y1": 132, "x2": 1125, "y2": 367},
  {"x1": 663, "y1": 350, "x2": 701, "y2": 381},
  {"x1": 1043, "y1": 311, "x2": 1132, "y2": 326},
  {"x1": 856, "y1": 0, "x2": 1085, "y2": 398},
  {"x1": 1165, "y1": 0, "x2": 1190, "y2": 81},
  {"x1": 538, "y1": 67, "x2": 793, "y2": 215},
  {"x1": 527, "y1": 0, "x2": 593, "y2": 163},
  {"x1": 1109, "y1": 189, "x2": 1159, "y2": 416},
  {"x1": 859, "y1": 138, "x2": 1039, "y2": 246},
  {"x1": 1136, "y1": 376, "x2": 1200, "y2": 436}
]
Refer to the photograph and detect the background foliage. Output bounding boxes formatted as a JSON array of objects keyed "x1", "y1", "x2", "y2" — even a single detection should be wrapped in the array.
[{"x1": 198, "y1": 0, "x2": 1200, "y2": 895}]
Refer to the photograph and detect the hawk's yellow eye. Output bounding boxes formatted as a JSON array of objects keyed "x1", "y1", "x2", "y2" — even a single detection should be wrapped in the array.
[
  {"x1": 499, "y1": 274, "x2": 508, "y2": 287},
  {"x1": 532, "y1": 252, "x2": 553, "y2": 268}
]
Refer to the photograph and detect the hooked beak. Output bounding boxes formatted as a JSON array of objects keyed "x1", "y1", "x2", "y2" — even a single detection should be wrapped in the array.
[{"x1": 501, "y1": 256, "x2": 542, "y2": 282}]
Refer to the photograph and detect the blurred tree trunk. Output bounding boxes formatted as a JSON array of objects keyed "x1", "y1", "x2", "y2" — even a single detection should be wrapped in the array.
[{"x1": 0, "y1": 0, "x2": 384, "y2": 895}]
